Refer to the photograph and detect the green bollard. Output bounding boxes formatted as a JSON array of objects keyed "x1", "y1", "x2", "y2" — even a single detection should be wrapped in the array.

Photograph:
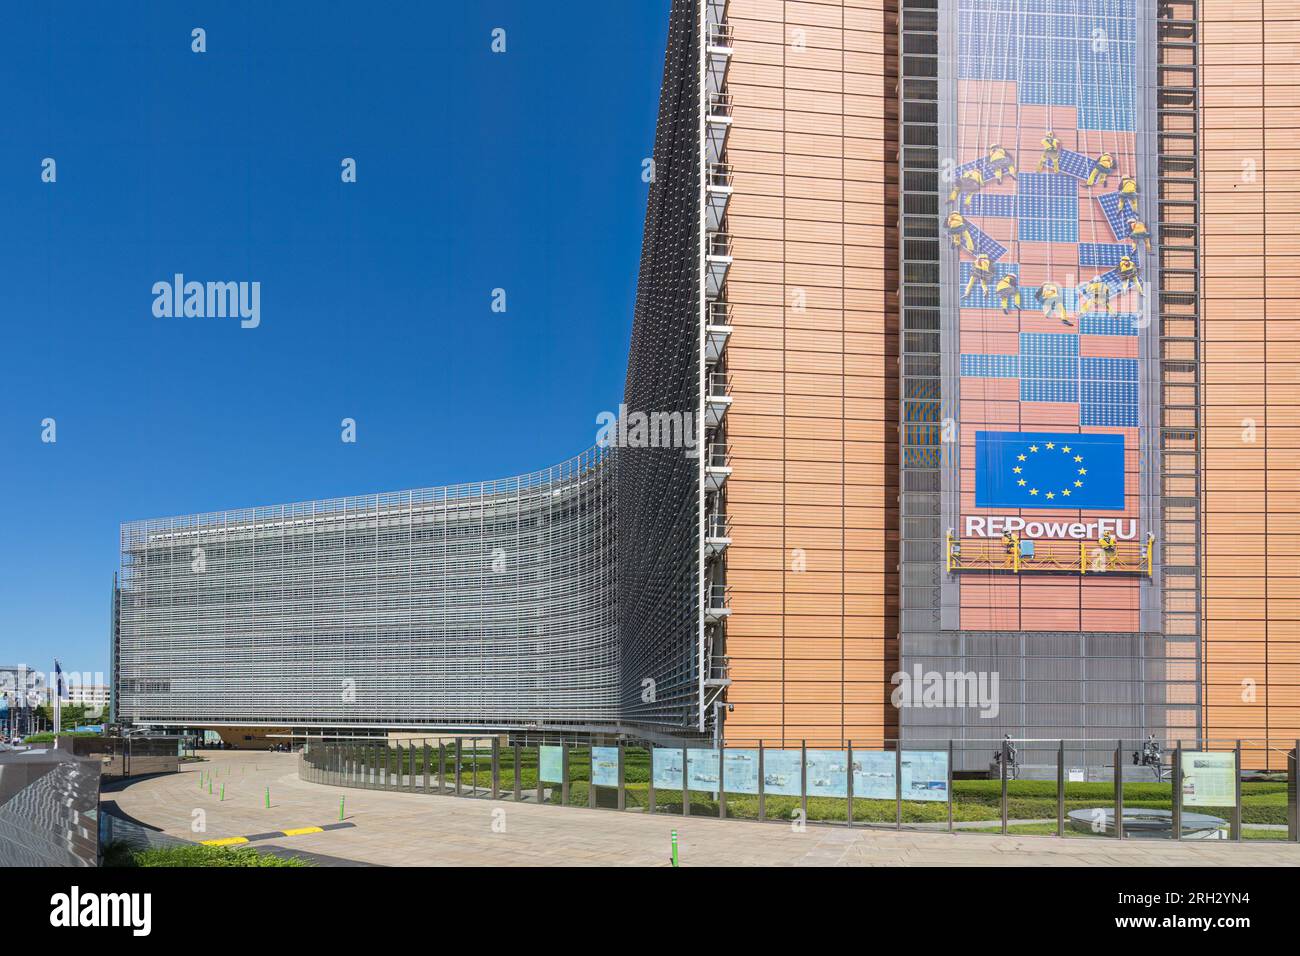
[
  {"x1": 221, "y1": 784, "x2": 225, "y2": 801},
  {"x1": 340, "y1": 796, "x2": 345, "y2": 821},
  {"x1": 208, "y1": 778, "x2": 212, "y2": 794},
  {"x1": 265, "y1": 786, "x2": 270, "y2": 809},
  {"x1": 671, "y1": 830, "x2": 679, "y2": 867}
]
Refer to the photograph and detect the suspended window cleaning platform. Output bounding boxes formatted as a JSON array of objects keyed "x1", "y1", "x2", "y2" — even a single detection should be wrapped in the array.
[{"x1": 945, "y1": 532, "x2": 1154, "y2": 577}]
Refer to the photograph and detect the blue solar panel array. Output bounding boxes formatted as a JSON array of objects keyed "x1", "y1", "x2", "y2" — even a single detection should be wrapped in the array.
[
  {"x1": 1081, "y1": 356, "x2": 1139, "y2": 425},
  {"x1": 1080, "y1": 314, "x2": 1139, "y2": 336},
  {"x1": 1019, "y1": 332, "x2": 1079, "y2": 404},
  {"x1": 1018, "y1": 173, "x2": 1078, "y2": 242},
  {"x1": 967, "y1": 194, "x2": 1017, "y2": 218},
  {"x1": 1079, "y1": 242, "x2": 1129, "y2": 267},
  {"x1": 957, "y1": 0, "x2": 1136, "y2": 131},
  {"x1": 961, "y1": 354, "x2": 1020, "y2": 378},
  {"x1": 1097, "y1": 192, "x2": 1134, "y2": 239}
]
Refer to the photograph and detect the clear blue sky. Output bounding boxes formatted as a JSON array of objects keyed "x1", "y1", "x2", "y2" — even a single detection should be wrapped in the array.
[{"x1": 0, "y1": 1, "x2": 669, "y2": 676}]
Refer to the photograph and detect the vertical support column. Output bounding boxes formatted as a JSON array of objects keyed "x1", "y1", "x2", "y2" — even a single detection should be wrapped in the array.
[
  {"x1": 438, "y1": 742, "x2": 447, "y2": 793},
  {"x1": 757, "y1": 741, "x2": 765, "y2": 822},
  {"x1": 1290, "y1": 741, "x2": 1298, "y2": 843},
  {"x1": 423, "y1": 743, "x2": 430, "y2": 793},
  {"x1": 1114, "y1": 740, "x2": 1124, "y2": 839},
  {"x1": 409, "y1": 742, "x2": 416, "y2": 792},
  {"x1": 589, "y1": 745, "x2": 597, "y2": 809}
]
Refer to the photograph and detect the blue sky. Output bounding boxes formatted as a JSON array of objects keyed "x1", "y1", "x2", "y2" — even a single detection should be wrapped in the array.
[{"x1": 0, "y1": 1, "x2": 669, "y2": 675}]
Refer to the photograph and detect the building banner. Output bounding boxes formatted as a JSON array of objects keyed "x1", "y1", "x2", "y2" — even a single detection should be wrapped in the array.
[
  {"x1": 722, "y1": 749, "x2": 759, "y2": 795},
  {"x1": 652, "y1": 747, "x2": 684, "y2": 790},
  {"x1": 902, "y1": 751, "x2": 950, "y2": 803},
  {"x1": 538, "y1": 745, "x2": 564, "y2": 784},
  {"x1": 852, "y1": 751, "x2": 898, "y2": 801},
  {"x1": 591, "y1": 746, "x2": 619, "y2": 788},
  {"x1": 1181, "y1": 751, "x2": 1237, "y2": 807},
  {"x1": 805, "y1": 750, "x2": 849, "y2": 799},
  {"x1": 761, "y1": 750, "x2": 803, "y2": 797}
]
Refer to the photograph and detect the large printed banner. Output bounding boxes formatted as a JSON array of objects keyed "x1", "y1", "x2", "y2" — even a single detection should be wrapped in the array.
[
  {"x1": 947, "y1": 0, "x2": 1149, "y2": 631},
  {"x1": 539, "y1": 745, "x2": 564, "y2": 784},
  {"x1": 591, "y1": 747, "x2": 619, "y2": 788}
]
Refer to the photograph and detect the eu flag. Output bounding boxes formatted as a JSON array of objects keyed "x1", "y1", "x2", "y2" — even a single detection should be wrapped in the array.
[{"x1": 975, "y1": 431, "x2": 1125, "y2": 511}]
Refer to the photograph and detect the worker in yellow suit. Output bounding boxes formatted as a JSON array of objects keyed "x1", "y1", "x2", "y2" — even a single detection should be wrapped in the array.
[
  {"x1": 995, "y1": 272, "x2": 1021, "y2": 314},
  {"x1": 987, "y1": 143, "x2": 1016, "y2": 183},
  {"x1": 1099, "y1": 531, "x2": 1118, "y2": 563},
  {"x1": 1125, "y1": 217, "x2": 1152, "y2": 252},
  {"x1": 1037, "y1": 131, "x2": 1062, "y2": 172},
  {"x1": 965, "y1": 253, "x2": 993, "y2": 298},
  {"x1": 1038, "y1": 281, "x2": 1072, "y2": 326},
  {"x1": 1080, "y1": 276, "x2": 1114, "y2": 316},
  {"x1": 946, "y1": 211, "x2": 975, "y2": 252},
  {"x1": 1086, "y1": 151, "x2": 1116, "y2": 187},
  {"x1": 949, "y1": 167, "x2": 985, "y2": 207},
  {"x1": 1117, "y1": 254, "x2": 1143, "y2": 296},
  {"x1": 1118, "y1": 175, "x2": 1139, "y2": 213}
]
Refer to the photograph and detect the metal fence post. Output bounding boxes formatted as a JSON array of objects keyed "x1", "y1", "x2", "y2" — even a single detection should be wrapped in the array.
[
  {"x1": 801, "y1": 740, "x2": 808, "y2": 824},
  {"x1": 847, "y1": 740, "x2": 854, "y2": 829},
  {"x1": 562, "y1": 740, "x2": 570, "y2": 805},
  {"x1": 536, "y1": 743, "x2": 544, "y2": 804},
  {"x1": 617, "y1": 743, "x2": 626, "y2": 812},
  {"x1": 409, "y1": 742, "x2": 416, "y2": 792},
  {"x1": 589, "y1": 745, "x2": 597, "y2": 809},
  {"x1": 513, "y1": 741, "x2": 522, "y2": 801},
  {"x1": 896, "y1": 743, "x2": 903, "y2": 831},
  {"x1": 439, "y1": 742, "x2": 447, "y2": 793},
  {"x1": 1290, "y1": 741, "x2": 1299, "y2": 843},
  {"x1": 948, "y1": 739, "x2": 955, "y2": 834},
  {"x1": 455, "y1": 738, "x2": 463, "y2": 796},
  {"x1": 1056, "y1": 739, "x2": 1065, "y2": 837},
  {"x1": 1172, "y1": 741, "x2": 1182, "y2": 840},
  {"x1": 648, "y1": 745, "x2": 656, "y2": 814},
  {"x1": 758, "y1": 740, "x2": 765, "y2": 822},
  {"x1": 1000, "y1": 739, "x2": 1009, "y2": 835},
  {"x1": 1233, "y1": 740, "x2": 1242, "y2": 841},
  {"x1": 681, "y1": 746, "x2": 689, "y2": 817},
  {"x1": 423, "y1": 743, "x2": 430, "y2": 792},
  {"x1": 492, "y1": 738, "x2": 500, "y2": 800},
  {"x1": 1114, "y1": 740, "x2": 1124, "y2": 839},
  {"x1": 718, "y1": 744, "x2": 726, "y2": 819}
]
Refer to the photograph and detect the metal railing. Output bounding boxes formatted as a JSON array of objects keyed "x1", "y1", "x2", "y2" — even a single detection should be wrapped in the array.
[
  {"x1": 296, "y1": 736, "x2": 1300, "y2": 843},
  {"x1": 946, "y1": 532, "x2": 1154, "y2": 576}
]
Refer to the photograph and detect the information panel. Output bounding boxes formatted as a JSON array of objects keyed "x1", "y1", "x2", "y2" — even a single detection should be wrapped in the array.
[
  {"x1": 539, "y1": 745, "x2": 564, "y2": 784},
  {"x1": 591, "y1": 746, "x2": 619, "y2": 789},
  {"x1": 852, "y1": 751, "x2": 897, "y2": 801},
  {"x1": 901, "y1": 751, "x2": 949, "y2": 803},
  {"x1": 687, "y1": 748, "x2": 720, "y2": 791},
  {"x1": 805, "y1": 750, "x2": 849, "y2": 799},
  {"x1": 652, "y1": 748, "x2": 684, "y2": 790},
  {"x1": 762, "y1": 750, "x2": 802, "y2": 797},
  {"x1": 723, "y1": 749, "x2": 759, "y2": 795},
  {"x1": 1181, "y1": 751, "x2": 1237, "y2": 807}
]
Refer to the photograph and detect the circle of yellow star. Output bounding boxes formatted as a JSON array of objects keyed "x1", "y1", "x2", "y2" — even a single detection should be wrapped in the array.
[
  {"x1": 1017, "y1": 479, "x2": 1026, "y2": 486},
  {"x1": 1029, "y1": 488, "x2": 1039, "y2": 496},
  {"x1": 1061, "y1": 489, "x2": 1071, "y2": 497},
  {"x1": 1078, "y1": 467, "x2": 1087, "y2": 475},
  {"x1": 1029, "y1": 445, "x2": 1039, "y2": 453},
  {"x1": 1045, "y1": 442, "x2": 1055, "y2": 449},
  {"x1": 1046, "y1": 491, "x2": 1055, "y2": 499},
  {"x1": 1013, "y1": 466, "x2": 1022, "y2": 473}
]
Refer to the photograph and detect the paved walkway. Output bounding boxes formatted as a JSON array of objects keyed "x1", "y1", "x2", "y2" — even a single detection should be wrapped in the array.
[{"x1": 107, "y1": 751, "x2": 1300, "y2": 866}]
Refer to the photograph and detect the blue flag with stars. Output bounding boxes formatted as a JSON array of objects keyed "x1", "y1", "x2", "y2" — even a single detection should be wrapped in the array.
[{"x1": 975, "y1": 431, "x2": 1125, "y2": 511}]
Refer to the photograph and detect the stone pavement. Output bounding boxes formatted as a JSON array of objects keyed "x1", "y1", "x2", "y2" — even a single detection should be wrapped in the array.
[{"x1": 107, "y1": 751, "x2": 1300, "y2": 866}]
